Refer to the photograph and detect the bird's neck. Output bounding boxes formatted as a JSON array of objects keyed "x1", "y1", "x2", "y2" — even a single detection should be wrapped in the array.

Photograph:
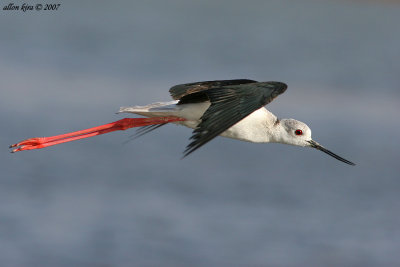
[{"x1": 263, "y1": 118, "x2": 286, "y2": 144}]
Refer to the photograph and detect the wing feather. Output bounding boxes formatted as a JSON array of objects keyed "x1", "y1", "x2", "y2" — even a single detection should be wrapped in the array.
[{"x1": 169, "y1": 79, "x2": 257, "y2": 100}]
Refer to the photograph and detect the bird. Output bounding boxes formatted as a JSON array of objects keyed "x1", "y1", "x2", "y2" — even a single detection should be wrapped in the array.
[{"x1": 10, "y1": 79, "x2": 355, "y2": 165}]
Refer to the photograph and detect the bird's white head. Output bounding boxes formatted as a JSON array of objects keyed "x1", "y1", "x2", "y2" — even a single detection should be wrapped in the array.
[
  {"x1": 278, "y1": 119, "x2": 312, "y2": 147},
  {"x1": 277, "y1": 119, "x2": 355, "y2": 165}
]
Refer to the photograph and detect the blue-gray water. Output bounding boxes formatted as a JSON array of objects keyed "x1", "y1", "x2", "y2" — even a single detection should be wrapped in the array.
[{"x1": 1, "y1": 1, "x2": 400, "y2": 266}]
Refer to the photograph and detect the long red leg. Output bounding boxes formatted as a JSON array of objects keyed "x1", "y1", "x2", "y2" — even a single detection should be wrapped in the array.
[{"x1": 10, "y1": 117, "x2": 186, "y2": 153}]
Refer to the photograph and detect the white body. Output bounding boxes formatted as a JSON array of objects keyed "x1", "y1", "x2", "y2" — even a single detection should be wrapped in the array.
[{"x1": 119, "y1": 101, "x2": 291, "y2": 144}]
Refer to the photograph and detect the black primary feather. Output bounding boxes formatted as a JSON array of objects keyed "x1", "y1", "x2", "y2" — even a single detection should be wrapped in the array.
[{"x1": 183, "y1": 81, "x2": 287, "y2": 157}]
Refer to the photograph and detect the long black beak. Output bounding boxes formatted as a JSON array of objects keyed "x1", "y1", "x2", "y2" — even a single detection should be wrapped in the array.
[{"x1": 307, "y1": 140, "x2": 355, "y2": 166}]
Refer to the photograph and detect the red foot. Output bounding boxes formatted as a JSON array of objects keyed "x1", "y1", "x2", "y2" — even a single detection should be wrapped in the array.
[{"x1": 10, "y1": 117, "x2": 186, "y2": 152}]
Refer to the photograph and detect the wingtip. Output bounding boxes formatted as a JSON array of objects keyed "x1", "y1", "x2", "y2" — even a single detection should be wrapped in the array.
[
  {"x1": 181, "y1": 147, "x2": 196, "y2": 159},
  {"x1": 271, "y1": 81, "x2": 288, "y2": 95},
  {"x1": 181, "y1": 151, "x2": 190, "y2": 159}
]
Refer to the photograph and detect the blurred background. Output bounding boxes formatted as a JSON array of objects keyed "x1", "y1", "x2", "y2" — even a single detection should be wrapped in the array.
[{"x1": 1, "y1": 0, "x2": 400, "y2": 266}]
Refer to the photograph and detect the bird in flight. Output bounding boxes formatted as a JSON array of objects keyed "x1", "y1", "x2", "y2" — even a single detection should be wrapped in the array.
[{"x1": 10, "y1": 79, "x2": 355, "y2": 165}]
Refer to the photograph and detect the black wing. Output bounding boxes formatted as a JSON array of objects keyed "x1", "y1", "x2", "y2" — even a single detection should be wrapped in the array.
[
  {"x1": 169, "y1": 79, "x2": 258, "y2": 100},
  {"x1": 183, "y1": 81, "x2": 288, "y2": 157}
]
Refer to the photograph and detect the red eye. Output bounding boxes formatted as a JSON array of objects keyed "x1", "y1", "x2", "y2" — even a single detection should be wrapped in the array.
[{"x1": 295, "y1": 129, "x2": 303, "y2": 135}]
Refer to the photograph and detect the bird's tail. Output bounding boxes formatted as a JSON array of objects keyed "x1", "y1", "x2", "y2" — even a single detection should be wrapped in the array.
[{"x1": 118, "y1": 101, "x2": 180, "y2": 117}]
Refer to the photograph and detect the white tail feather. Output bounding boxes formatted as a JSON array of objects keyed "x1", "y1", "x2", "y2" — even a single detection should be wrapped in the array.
[{"x1": 118, "y1": 101, "x2": 179, "y2": 117}]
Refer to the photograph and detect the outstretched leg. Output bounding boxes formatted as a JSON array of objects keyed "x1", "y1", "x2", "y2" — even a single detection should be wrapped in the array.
[{"x1": 10, "y1": 117, "x2": 186, "y2": 152}]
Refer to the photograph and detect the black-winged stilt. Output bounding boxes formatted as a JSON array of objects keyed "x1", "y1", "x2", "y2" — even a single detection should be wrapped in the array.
[{"x1": 10, "y1": 79, "x2": 355, "y2": 165}]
